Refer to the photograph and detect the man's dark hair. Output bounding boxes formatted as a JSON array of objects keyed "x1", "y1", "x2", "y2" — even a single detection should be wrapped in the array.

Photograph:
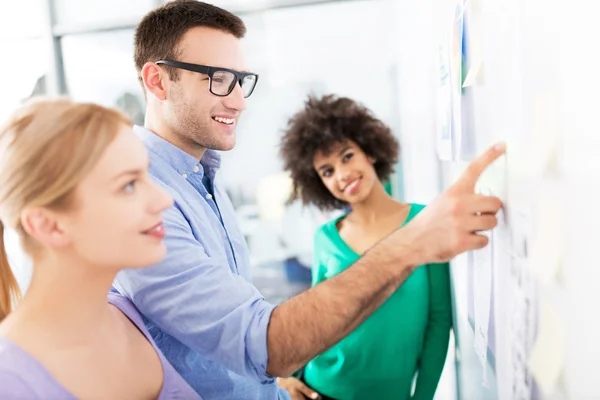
[
  {"x1": 280, "y1": 95, "x2": 400, "y2": 211},
  {"x1": 134, "y1": 0, "x2": 246, "y2": 84}
]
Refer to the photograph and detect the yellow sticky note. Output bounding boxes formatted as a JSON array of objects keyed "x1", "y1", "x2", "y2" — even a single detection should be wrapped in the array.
[
  {"x1": 506, "y1": 94, "x2": 561, "y2": 180},
  {"x1": 527, "y1": 94, "x2": 561, "y2": 178},
  {"x1": 463, "y1": 0, "x2": 484, "y2": 88},
  {"x1": 504, "y1": 137, "x2": 528, "y2": 179},
  {"x1": 528, "y1": 301, "x2": 566, "y2": 396},
  {"x1": 463, "y1": 60, "x2": 482, "y2": 88},
  {"x1": 528, "y1": 198, "x2": 564, "y2": 285}
]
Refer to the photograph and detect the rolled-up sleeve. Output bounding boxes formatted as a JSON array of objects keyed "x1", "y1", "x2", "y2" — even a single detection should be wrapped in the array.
[{"x1": 113, "y1": 203, "x2": 276, "y2": 383}]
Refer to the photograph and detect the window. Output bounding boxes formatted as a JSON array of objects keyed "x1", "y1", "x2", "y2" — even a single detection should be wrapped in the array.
[
  {"x1": 53, "y1": 0, "x2": 155, "y2": 28},
  {"x1": 0, "y1": 38, "x2": 49, "y2": 124},
  {"x1": 0, "y1": 0, "x2": 46, "y2": 39},
  {"x1": 61, "y1": 29, "x2": 145, "y2": 125}
]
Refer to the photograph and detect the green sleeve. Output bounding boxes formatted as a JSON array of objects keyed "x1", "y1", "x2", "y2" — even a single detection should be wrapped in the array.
[{"x1": 412, "y1": 262, "x2": 453, "y2": 400}]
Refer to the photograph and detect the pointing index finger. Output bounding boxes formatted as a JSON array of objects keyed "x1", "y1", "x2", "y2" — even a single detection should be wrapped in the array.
[{"x1": 450, "y1": 143, "x2": 506, "y2": 193}]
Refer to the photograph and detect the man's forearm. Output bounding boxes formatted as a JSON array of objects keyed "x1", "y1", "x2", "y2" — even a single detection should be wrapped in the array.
[{"x1": 266, "y1": 238, "x2": 420, "y2": 377}]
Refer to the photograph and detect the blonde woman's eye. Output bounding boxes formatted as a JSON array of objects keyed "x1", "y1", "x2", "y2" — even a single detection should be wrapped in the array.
[{"x1": 123, "y1": 180, "x2": 137, "y2": 193}]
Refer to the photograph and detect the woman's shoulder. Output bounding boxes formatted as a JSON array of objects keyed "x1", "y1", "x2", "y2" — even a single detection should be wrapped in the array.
[
  {"x1": 315, "y1": 213, "x2": 344, "y2": 237},
  {"x1": 107, "y1": 293, "x2": 147, "y2": 331},
  {"x1": 315, "y1": 211, "x2": 353, "y2": 245},
  {"x1": 107, "y1": 292, "x2": 136, "y2": 313},
  {"x1": 0, "y1": 338, "x2": 74, "y2": 399}
]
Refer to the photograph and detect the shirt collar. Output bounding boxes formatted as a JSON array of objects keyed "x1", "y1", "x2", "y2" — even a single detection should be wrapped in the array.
[{"x1": 134, "y1": 125, "x2": 222, "y2": 178}]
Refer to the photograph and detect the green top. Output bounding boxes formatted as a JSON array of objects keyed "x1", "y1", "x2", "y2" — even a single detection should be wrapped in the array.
[{"x1": 304, "y1": 204, "x2": 452, "y2": 400}]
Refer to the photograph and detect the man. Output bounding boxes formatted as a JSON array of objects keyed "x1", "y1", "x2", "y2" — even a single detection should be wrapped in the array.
[{"x1": 113, "y1": 1, "x2": 504, "y2": 399}]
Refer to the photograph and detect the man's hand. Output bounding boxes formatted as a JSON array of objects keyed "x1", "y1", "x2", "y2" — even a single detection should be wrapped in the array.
[
  {"x1": 399, "y1": 143, "x2": 506, "y2": 263},
  {"x1": 277, "y1": 377, "x2": 320, "y2": 400}
]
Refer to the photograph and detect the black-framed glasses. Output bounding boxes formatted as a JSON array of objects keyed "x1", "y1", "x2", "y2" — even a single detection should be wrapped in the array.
[{"x1": 156, "y1": 60, "x2": 259, "y2": 98}]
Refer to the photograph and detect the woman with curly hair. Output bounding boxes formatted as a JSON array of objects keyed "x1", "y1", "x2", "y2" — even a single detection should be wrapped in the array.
[{"x1": 277, "y1": 95, "x2": 452, "y2": 400}]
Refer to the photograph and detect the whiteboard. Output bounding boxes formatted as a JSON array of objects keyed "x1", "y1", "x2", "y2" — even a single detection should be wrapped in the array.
[{"x1": 436, "y1": 0, "x2": 574, "y2": 398}]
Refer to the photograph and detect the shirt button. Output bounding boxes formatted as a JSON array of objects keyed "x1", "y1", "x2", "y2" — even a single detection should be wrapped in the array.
[
  {"x1": 205, "y1": 194, "x2": 213, "y2": 200},
  {"x1": 193, "y1": 166, "x2": 200, "y2": 173},
  {"x1": 182, "y1": 173, "x2": 188, "y2": 179}
]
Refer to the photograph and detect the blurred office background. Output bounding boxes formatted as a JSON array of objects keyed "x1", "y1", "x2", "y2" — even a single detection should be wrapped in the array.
[
  {"x1": 1, "y1": 0, "x2": 445, "y2": 302},
  {"x1": 1, "y1": 0, "x2": 452, "y2": 397},
  {"x1": 5, "y1": 0, "x2": 600, "y2": 398}
]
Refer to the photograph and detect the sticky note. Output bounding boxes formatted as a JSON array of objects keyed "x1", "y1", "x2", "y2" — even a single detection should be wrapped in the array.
[
  {"x1": 504, "y1": 94, "x2": 561, "y2": 180},
  {"x1": 527, "y1": 301, "x2": 566, "y2": 395},
  {"x1": 463, "y1": 57, "x2": 482, "y2": 88},
  {"x1": 528, "y1": 198, "x2": 564, "y2": 285},
  {"x1": 527, "y1": 94, "x2": 561, "y2": 178},
  {"x1": 462, "y1": 0, "x2": 484, "y2": 88}
]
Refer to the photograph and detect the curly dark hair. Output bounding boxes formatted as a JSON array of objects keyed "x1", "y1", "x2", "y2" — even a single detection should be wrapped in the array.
[{"x1": 279, "y1": 95, "x2": 400, "y2": 211}]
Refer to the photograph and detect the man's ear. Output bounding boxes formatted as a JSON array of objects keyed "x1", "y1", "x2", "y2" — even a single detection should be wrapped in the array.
[
  {"x1": 20, "y1": 207, "x2": 71, "y2": 249},
  {"x1": 141, "y1": 62, "x2": 168, "y2": 101}
]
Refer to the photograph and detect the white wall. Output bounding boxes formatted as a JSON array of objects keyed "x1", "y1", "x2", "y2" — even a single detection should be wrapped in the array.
[
  {"x1": 390, "y1": 0, "x2": 600, "y2": 398},
  {"x1": 559, "y1": 0, "x2": 600, "y2": 397},
  {"x1": 388, "y1": 0, "x2": 442, "y2": 204}
]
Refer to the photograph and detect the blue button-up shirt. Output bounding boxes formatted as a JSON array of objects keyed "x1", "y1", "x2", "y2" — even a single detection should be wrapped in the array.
[{"x1": 113, "y1": 126, "x2": 289, "y2": 400}]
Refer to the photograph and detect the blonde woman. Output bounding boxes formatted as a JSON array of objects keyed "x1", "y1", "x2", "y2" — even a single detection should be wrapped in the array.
[{"x1": 0, "y1": 98, "x2": 202, "y2": 399}]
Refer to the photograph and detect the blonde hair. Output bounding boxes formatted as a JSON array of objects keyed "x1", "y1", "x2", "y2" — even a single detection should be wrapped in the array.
[{"x1": 0, "y1": 98, "x2": 131, "y2": 321}]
